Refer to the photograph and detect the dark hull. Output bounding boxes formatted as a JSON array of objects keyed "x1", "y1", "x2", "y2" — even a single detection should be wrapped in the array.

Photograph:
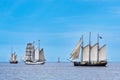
[
  {"x1": 10, "y1": 61, "x2": 18, "y2": 64},
  {"x1": 74, "y1": 62, "x2": 107, "y2": 66}
]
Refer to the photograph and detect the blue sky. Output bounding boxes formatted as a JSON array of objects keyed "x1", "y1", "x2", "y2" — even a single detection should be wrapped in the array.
[{"x1": 0, "y1": 0, "x2": 120, "y2": 62}]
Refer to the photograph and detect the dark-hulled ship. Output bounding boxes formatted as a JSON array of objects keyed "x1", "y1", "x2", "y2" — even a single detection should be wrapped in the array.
[
  {"x1": 68, "y1": 32, "x2": 107, "y2": 66},
  {"x1": 10, "y1": 52, "x2": 18, "y2": 64}
]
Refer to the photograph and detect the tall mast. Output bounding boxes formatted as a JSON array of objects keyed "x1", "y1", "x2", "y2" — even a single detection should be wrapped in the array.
[
  {"x1": 32, "y1": 41, "x2": 35, "y2": 61},
  {"x1": 38, "y1": 40, "x2": 40, "y2": 51},
  {"x1": 97, "y1": 34, "x2": 99, "y2": 62},
  {"x1": 89, "y1": 32, "x2": 91, "y2": 63},
  {"x1": 81, "y1": 35, "x2": 83, "y2": 62},
  {"x1": 38, "y1": 40, "x2": 40, "y2": 61},
  {"x1": 11, "y1": 47, "x2": 13, "y2": 53}
]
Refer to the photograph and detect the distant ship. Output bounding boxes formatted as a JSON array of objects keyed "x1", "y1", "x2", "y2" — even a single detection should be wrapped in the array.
[
  {"x1": 24, "y1": 40, "x2": 45, "y2": 65},
  {"x1": 57, "y1": 57, "x2": 60, "y2": 63},
  {"x1": 10, "y1": 51, "x2": 18, "y2": 64},
  {"x1": 68, "y1": 32, "x2": 107, "y2": 66}
]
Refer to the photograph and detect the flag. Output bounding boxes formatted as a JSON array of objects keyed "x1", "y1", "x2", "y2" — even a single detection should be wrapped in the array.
[{"x1": 99, "y1": 36, "x2": 102, "y2": 39}]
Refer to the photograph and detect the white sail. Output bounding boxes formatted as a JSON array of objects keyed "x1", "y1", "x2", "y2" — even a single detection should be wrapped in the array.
[
  {"x1": 90, "y1": 43, "x2": 98, "y2": 62},
  {"x1": 14, "y1": 54, "x2": 17, "y2": 61},
  {"x1": 13, "y1": 53, "x2": 16, "y2": 61},
  {"x1": 83, "y1": 45, "x2": 90, "y2": 62},
  {"x1": 24, "y1": 56, "x2": 30, "y2": 61},
  {"x1": 10, "y1": 52, "x2": 17, "y2": 62},
  {"x1": 25, "y1": 43, "x2": 35, "y2": 61},
  {"x1": 35, "y1": 48, "x2": 39, "y2": 61},
  {"x1": 69, "y1": 39, "x2": 82, "y2": 60},
  {"x1": 24, "y1": 41, "x2": 45, "y2": 65},
  {"x1": 39, "y1": 48, "x2": 45, "y2": 61},
  {"x1": 99, "y1": 45, "x2": 106, "y2": 61}
]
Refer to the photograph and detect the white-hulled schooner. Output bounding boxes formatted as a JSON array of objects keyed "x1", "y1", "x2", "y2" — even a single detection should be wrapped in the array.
[
  {"x1": 68, "y1": 32, "x2": 107, "y2": 66},
  {"x1": 10, "y1": 51, "x2": 18, "y2": 64},
  {"x1": 24, "y1": 40, "x2": 45, "y2": 65}
]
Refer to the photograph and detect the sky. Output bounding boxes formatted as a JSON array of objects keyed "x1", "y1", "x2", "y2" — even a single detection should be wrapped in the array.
[{"x1": 0, "y1": 0, "x2": 120, "y2": 62}]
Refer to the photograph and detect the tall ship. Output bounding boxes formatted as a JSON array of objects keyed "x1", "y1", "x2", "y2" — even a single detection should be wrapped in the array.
[
  {"x1": 10, "y1": 51, "x2": 18, "y2": 64},
  {"x1": 24, "y1": 40, "x2": 45, "y2": 65},
  {"x1": 68, "y1": 32, "x2": 107, "y2": 66}
]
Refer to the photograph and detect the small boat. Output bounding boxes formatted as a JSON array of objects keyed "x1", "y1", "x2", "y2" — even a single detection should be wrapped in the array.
[
  {"x1": 24, "y1": 40, "x2": 45, "y2": 65},
  {"x1": 9, "y1": 51, "x2": 18, "y2": 64},
  {"x1": 68, "y1": 32, "x2": 107, "y2": 66},
  {"x1": 57, "y1": 57, "x2": 60, "y2": 63}
]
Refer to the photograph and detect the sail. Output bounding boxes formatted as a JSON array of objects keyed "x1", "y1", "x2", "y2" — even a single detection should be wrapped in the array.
[
  {"x1": 69, "y1": 39, "x2": 82, "y2": 60},
  {"x1": 25, "y1": 43, "x2": 35, "y2": 61},
  {"x1": 12, "y1": 53, "x2": 15, "y2": 61},
  {"x1": 83, "y1": 45, "x2": 90, "y2": 62},
  {"x1": 90, "y1": 43, "x2": 98, "y2": 62},
  {"x1": 10, "y1": 53, "x2": 13, "y2": 61},
  {"x1": 35, "y1": 48, "x2": 39, "y2": 61},
  {"x1": 99, "y1": 45, "x2": 107, "y2": 61},
  {"x1": 14, "y1": 54, "x2": 17, "y2": 61},
  {"x1": 10, "y1": 52, "x2": 17, "y2": 62},
  {"x1": 39, "y1": 48, "x2": 45, "y2": 61}
]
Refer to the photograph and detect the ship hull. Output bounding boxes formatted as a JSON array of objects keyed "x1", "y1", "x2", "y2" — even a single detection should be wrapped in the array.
[
  {"x1": 25, "y1": 61, "x2": 45, "y2": 65},
  {"x1": 74, "y1": 61, "x2": 107, "y2": 66},
  {"x1": 10, "y1": 61, "x2": 18, "y2": 64}
]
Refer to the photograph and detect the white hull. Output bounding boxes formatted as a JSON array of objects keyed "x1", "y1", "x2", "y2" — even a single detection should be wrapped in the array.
[{"x1": 25, "y1": 61, "x2": 45, "y2": 65}]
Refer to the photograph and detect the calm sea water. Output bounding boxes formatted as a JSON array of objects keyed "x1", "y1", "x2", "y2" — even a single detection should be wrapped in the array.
[{"x1": 0, "y1": 62, "x2": 120, "y2": 80}]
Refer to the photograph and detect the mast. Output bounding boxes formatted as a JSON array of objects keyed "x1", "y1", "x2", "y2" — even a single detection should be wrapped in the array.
[
  {"x1": 10, "y1": 48, "x2": 13, "y2": 61},
  {"x1": 89, "y1": 32, "x2": 91, "y2": 63},
  {"x1": 81, "y1": 35, "x2": 83, "y2": 62},
  {"x1": 31, "y1": 41, "x2": 35, "y2": 61},
  {"x1": 38, "y1": 40, "x2": 40, "y2": 51},
  {"x1": 38, "y1": 40, "x2": 40, "y2": 61},
  {"x1": 97, "y1": 34, "x2": 99, "y2": 62},
  {"x1": 11, "y1": 47, "x2": 13, "y2": 54}
]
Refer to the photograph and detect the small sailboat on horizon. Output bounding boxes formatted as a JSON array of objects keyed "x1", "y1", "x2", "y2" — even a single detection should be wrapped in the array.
[
  {"x1": 68, "y1": 32, "x2": 107, "y2": 66},
  {"x1": 9, "y1": 50, "x2": 18, "y2": 64},
  {"x1": 57, "y1": 57, "x2": 60, "y2": 63}
]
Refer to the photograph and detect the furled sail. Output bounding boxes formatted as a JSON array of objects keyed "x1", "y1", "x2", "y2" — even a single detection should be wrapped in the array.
[
  {"x1": 90, "y1": 43, "x2": 98, "y2": 62},
  {"x1": 69, "y1": 39, "x2": 82, "y2": 60},
  {"x1": 99, "y1": 45, "x2": 106, "y2": 61},
  {"x1": 39, "y1": 48, "x2": 45, "y2": 61},
  {"x1": 83, "y1": 45, "x2": 90, "y2": 62}
]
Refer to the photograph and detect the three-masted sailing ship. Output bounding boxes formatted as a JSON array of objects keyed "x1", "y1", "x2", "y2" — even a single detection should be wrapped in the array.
[
  {"x1": 24, "y1": 40, "x2": 45, "y2": 65},
  {"x1": 68, "y1": 33, "x2": 107, "y2": 66},
  {"x1": 10, "y1": 51, "x2": 18, "y2": 64}
]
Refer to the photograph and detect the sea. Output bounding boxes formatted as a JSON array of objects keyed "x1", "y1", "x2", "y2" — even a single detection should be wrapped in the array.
[{"x1": 0, "y1": 62, "x2": 120, "y2": 80}]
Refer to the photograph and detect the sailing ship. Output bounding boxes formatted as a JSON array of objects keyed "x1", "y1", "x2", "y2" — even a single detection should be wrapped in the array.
[
  {"x1": 68, "y1": 32, "x2": 107, "y2": 66},
  {"x1": 57, "y1": 57, "x2": 60, "y2": 63},
  {"x1": 24, "y1": 40, "x2": 45, "y2": 65},
  {"x1": 10, "y1": 51, "x2": 18, "y2": 64}
]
